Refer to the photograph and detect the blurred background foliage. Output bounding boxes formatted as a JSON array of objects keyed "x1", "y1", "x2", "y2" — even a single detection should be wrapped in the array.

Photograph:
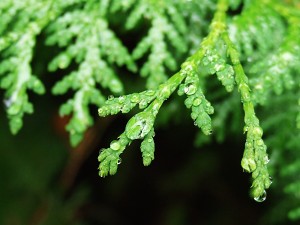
[
  {"x1": 0, "y1": 99, "x2": 277, "y2": 225},
  {"x1": 0, "y1": 0, "x2": 300, "y2": 224}
]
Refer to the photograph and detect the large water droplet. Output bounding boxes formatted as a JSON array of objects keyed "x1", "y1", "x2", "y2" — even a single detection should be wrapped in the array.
[
  {"x1": 254, "y1": 190, "x2": 267, "y2": 202},
  {"x1": 125, "y1": 112, "x2": 154, "y2": 140},
  {"x1": 184, "y1": 83, "x2": 197, "y2": 95},
  {"x1": 110, "y1": 140, "x2": 120, "y2": 151},
  {"x1": 108, "y1": 95, "x2": 114, "y2": 100}
]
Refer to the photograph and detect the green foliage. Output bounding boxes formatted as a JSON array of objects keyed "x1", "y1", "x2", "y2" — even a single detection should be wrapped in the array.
[{"x1": 0, "y1": 0, "x2": 300, "y2": 223}]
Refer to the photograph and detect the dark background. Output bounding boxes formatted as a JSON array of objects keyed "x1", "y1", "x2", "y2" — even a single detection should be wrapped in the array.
[{"x1": 0, "y1": 89, "x2": 277, "y2": 225}]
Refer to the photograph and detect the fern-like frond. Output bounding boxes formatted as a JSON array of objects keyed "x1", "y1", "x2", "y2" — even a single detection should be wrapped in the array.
[{"x1": 46, "y1": 1, "x2": 137, "y2": 146}]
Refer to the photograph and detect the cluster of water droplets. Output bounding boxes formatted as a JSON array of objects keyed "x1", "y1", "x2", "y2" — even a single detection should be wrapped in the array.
[
  {"x1": 177, "y1": 76, "x2": 214, "y2": 136},
  {"x1": 98, "y1": 90, "x2": 157, "y2": 117},
  {"x1": 201, "y1": 49, "x2": 235, "y2": 92}
]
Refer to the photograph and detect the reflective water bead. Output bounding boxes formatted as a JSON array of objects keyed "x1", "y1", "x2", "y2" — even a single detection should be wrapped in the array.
[
  {"x1": 108, "y1": 95, "x2": 114, "y2": 100},
  {"x1": 255, "y1": 139, "x2": 264, "y2": 147},
  {"x1": 110, "y1": 140, "x2": 121, "y2": 151},
  {"x1": 97, "y1": 107, "x2": 104, "y2": 117},
  {"x1": 254, "y1": 190, "x2": 267, "y2": 202},
  {"x1": 117, "y1": 158, "x2": 122, "y2": 165},
  {"x1": 118, "y1": 96, "x2": 125, "y2": 103},
  {"x1": 130, "y1": 94, "x2": 140, "y2": 103},
  {"x1": 214, "y1": 64, "x2": 225, "y2": 72},
  {"x1": 253, "y1": 127, "x2": 263, "y2": 138},
  {"x1": 269, "y1": 176, "x2": 273, "y2": 185},
  {"x1": 191, "y1": 112, "x2": 198, "y2": 120},
  {"x1": 242, "y1": 91, "x2": 251, "y2": 102},
  {"x1": 139, "y1": 100, "x2": 148, "y2": 109},
  {"x1": 145, "y1": 90, "x2": 156, "y2": 96},
  {"x1": 263, "y1": 155, "x2": 270, "y2": 164},
  {"x1": 193, "y1": 98, "x2": 202, "y2": 106},
  {"x1": 184, "y1": 98, "x2": 193, "y2": 108},
  {"x1": 184, "y1": 84, "x2": 197, "y2": 95},
  {"x1": 161, "y1": 86, "x2": 171, "y2": 99},
  {"x1": 121, "y1": 105, "x2": 131, "y2": 113},
  {"x1": 125, "y1": 112, "x2": 154, "y2": 140},
  {"x1": 3, "y1": 98, "x2": 13, "y2": 108}
]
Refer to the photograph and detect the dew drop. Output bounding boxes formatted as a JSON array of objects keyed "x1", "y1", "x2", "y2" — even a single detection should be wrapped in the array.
[
  {"x1": 118, "y1": 96, "x2": 125, "y2": 103},
  {"x1": 121, "y1": 105, "x2": 131, "y2": 113},
  {"x1": 193, "y1": 98, "x2": 202, "y2": 106},
  {"x1": 98, "y1": 108, "x2": 106, "y2": 116},
  {"x1": 3, "y1": 98, "x2": 13, "y2": 108},
  {"x1": 110, "y1": 141, "x2": 120, "y2": 151},
  {"x1": 108, "y1": 95, "x2": 114, "y2": 100},
  {"x1": 130, "y1": 94, "x2": 140, "y2": 103},
  {"x1": 191, "y1": 112, "x2": 198, "y2": 120},
  {"x1": 254, "y1": 190, "x2": 267, "y2": 202},
  {"x1": 139, "y1": 100, "x2": 148, "y2": 109},
  {"x1": 263, "y1": 155, "x2": 270, "y2": 164},
  {"x1": 184, "y1": 83, "x2": 197, "y2": 95},
  {"x1": 269, "y1": 176, "x2": 273, "y2": 185},
  {"x1": 145, "y1": 90, "x2": 155, "y2": 96},
  {"x1": 117, "y1": 158, "x2": 122, "y2": 165}
]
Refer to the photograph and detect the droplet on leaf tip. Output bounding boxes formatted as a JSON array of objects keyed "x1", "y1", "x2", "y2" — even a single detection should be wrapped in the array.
[
  {"x1": 254, "y1": 190, "x2": 267, "y2": 202},
  {"x1": 117, "y1": 158, "x2": 122, "y2": 165}
]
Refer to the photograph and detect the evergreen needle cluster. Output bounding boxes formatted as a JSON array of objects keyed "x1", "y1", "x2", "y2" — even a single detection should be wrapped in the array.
[{"x1": 0, "y1": 0, "x2": 299, "y2": 222}]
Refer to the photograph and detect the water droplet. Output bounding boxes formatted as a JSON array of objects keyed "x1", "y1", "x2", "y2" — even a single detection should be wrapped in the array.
[
  {"x1": 242, "y1": 91, "x2": 251, "y2": 102},
  {"x1": 193, "y1": 98, "x2": 202, "y2": 106},
  {"x1": 269, "y1": 176, "x2": 273, "y2": 185},
  {"x1": 145, "y1": 90, "x2": 155, "y2": 96},
  {"x1": 110, "y1": 141, "x2": 120, "y2": 151},
  {"x1": 117, "y1": 158, "x2": 122, "y2": 165},
  {"x1": 98, "y1": 108, "x2": 106, "y2": 116},
  {"x1": 252, "y1": 127, "x2": 263, "y2": 138},
  {"x1": 139, "y1": 100, "x2": 148, "y2": 109},
  {"x1": 108, "y1": 95, "x2": 114, "y2": 100},
  {"x1": 184, "y1": 83, "x2": 197, "y2": 95},
  {"x1": 161, "y1": 87, "x2": 171, "y2": 98},
  {"x1": 214, "y1": 64, "x2": 224, "y2": 72},
  {"x1": 3, "y1": 98, "x2": 13, "y2": 108},
  {"x1": 130, "y1": 94, "x2": 140, "y2": 103},
  {"x1": 254, "y1": 190, "x2": 267, "y2": 202},
  {"x1": 121, "y1": 105, "x2": 131, "y2": 113},
  {"x1": 118, "y1": 96, "x2": 125, "y2": 103},
  {"x1": 263, "y1": 155, "x2": 270, "y2": 164},
  {"x1": 191, "y1": 112, "x2": 198, "y2": 120},
  {"x1": 125, "y1": 112, "x2": 154, "y2": 139}
]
